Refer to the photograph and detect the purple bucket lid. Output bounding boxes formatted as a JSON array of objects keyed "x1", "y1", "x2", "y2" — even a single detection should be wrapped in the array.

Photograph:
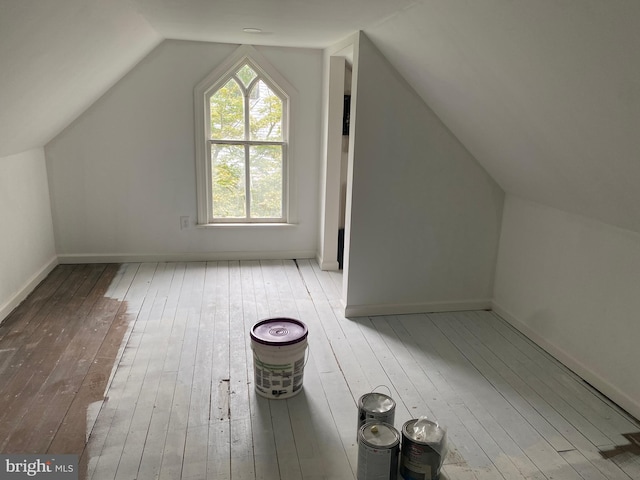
[{"x1": 250, "y1": 318, "x2": 308, "y2": 346}]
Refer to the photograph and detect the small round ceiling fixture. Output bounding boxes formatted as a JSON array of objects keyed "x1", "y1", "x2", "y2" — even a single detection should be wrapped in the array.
[{"x1": 243, "y1": 27, "x2": 263, "y2": 34}]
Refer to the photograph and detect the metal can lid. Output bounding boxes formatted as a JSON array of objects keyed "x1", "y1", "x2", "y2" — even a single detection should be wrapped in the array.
[
  {"x1": 250, "y1": 318, "x2": 308, "y2": 346},
  {"x1": 360, "y1": 422, "x2": 400, "y2": 447},
  {"x1": 361, "y1": 392, "x2": 395, "y2": 413},
  {"x1": 402, "y1": 418, "x2": 445, "y2": 445}
]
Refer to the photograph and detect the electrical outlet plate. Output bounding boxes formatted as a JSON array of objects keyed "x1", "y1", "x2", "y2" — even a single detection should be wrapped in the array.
[{"x1": 180, "y1": 216, "x2": 190, "y2": 230}]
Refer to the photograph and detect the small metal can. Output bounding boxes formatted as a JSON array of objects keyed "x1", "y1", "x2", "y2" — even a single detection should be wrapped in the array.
[
  {"x1": 400, "y1": 419, "x2": 446, "y2": 480},
  {"x1": 357, "y1": 392, "x2": 396, "y2": 436},
  {"x1": 357, "y1": 421, "x2": 400, "y2": 480}
]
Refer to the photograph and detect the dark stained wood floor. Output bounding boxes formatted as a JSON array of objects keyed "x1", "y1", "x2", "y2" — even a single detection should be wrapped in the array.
[
  {"x1": 0, "y1": 264, "x2": 131, "y2": 477},
  {"x1": 1, "y1": 260, "x2": 639, "y2": 480}
]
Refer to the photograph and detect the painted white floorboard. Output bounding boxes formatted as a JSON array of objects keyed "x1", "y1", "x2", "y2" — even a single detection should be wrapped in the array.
[
  {"x1": 83, "y1": 260, "x2": 640, "y2": 480},
  {"x1": 454, "y1": 311, "x2": 635, "y2": 480}
]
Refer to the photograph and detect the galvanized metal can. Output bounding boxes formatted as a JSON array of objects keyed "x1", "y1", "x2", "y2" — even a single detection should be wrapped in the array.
[
  {"x1": 357, "y1": 421, "x2": 400, "y2": 480},
  {"x1": 400, "y1": 419, "x2": 446, "y2": 480},
  {"x1": 357, "y1": 392, "x2": 396, "y2": 435}
]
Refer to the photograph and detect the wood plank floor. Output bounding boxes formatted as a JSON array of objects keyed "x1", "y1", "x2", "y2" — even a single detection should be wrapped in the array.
[{"x1": 1, "y1": 260, "x2": 638, "y2": 479}]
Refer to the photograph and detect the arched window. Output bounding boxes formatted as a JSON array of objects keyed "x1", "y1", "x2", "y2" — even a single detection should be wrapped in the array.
[{"x1": 195, "y1": 46, "x2": 293, "y2": 224}]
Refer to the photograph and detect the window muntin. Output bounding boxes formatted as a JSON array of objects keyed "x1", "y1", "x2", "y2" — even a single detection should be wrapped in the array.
[{"x1": 207, "y1": 62, "x2": 287, "y2": 223}]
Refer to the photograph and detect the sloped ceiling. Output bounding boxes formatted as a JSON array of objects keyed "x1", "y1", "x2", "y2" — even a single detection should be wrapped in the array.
[
  {"x1": 0, "y1": 0, "x2": 414, "y2": 158},
  {"x1": 2, "y1": 0, "x2": 639, "y2": 233},
  {"x1": 0, "y1": 0, "x2": 162, "y2": 158},
  {"x1": 366, "y1": 1, "x2": 640, "y2": 233}
]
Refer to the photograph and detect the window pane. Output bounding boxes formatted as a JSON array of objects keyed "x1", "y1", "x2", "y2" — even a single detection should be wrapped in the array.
[
  {"x1": 212, "y1": 144, "x2": 246, "y2": 218},
  {"x1": 210, "y1": 79, "x2": 244, "y2": 140},
  {"x1": 249, "y1": 80, "x2": 283, "y2": 142},
  {"x1": 236, "y1": 64, "x2": 257, "y2": 88},
  {"x1": 250, "y1": 145, "x2": 282, "y2": 218}
]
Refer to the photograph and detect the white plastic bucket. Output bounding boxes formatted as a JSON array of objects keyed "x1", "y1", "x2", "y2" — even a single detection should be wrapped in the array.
[{"x1": 250, "y1": 318, "x2": 308, "y2": 399}]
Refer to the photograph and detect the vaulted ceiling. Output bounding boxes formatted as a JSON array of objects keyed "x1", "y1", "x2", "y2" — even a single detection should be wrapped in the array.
[
  {"x1": 2, "y1": 0, "x2": 639, "y2": 232},
  {"x1": 0, "y1": 0, "x2": 161, "y2": 158},
  {"x1": 366, "y1": 1, "x2": 640, "y2": 233}
]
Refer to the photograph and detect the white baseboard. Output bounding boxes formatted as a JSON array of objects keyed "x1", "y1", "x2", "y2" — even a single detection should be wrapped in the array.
[
  {"x1": 57, "y1": 250, "x2": 316, "y2": 264},
  {"x1": 320, "y1": 260, "x2": 340, "y2": 271},
  {"x1": 492, "y1": 301, "x2": 640, "y2": 421},
  {"x1": 0, "y1": 256, "x2": 59, "y2": 324},
  {"x1": 315, "y1": 252, "x2": 340, "y2": 272},
  {"x1": 345, "y1": 299, "x2": 492, "y2": 318}
]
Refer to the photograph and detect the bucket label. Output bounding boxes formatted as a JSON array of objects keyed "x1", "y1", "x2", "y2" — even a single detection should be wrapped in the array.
[
  {"x1": 253, "y1": 351, "x2": 305, "y2": 398},
  {"x1": 400, "y1": 454, "x2": 431, "y2": 479},
  {"x1": 400, "y1": 443, "x2": 440, "y2": 480},
  {"x1": 357, "y1": 443, "x2": 398, "y2": 480}
]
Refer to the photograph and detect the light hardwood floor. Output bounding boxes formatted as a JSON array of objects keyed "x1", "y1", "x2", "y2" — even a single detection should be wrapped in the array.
[{"x1": 0, "y1": 260, "x2": 638, "y2": 479}]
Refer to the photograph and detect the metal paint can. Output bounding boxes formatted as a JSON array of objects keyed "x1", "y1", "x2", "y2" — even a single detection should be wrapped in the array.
[
  {"x1": 357, "y1": 392, "x2": 396, "y2": 436},
  {"x1": 400, "y1": 419, "x2": 446, "y2": 480},
  {"x1": 357, "y1": 421, "x2": 400, "y2": 480}
]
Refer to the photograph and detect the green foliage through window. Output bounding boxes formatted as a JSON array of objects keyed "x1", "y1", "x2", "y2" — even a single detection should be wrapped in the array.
[{"x1": 208, "y1": 63, "x2": 285, "y2": 221}]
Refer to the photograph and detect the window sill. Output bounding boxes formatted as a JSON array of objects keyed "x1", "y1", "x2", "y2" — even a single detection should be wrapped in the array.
[{"x1": 196, "y1": 222, "x2": 297, "y2": 229}]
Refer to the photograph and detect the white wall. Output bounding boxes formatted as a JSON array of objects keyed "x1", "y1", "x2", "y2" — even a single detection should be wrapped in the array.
[
  {"x1": 342, "y1": 33, "x2": 504, "y2": 316},
  {"x1": 493, "y1": 195, "x2": 640, "y2": 419},
  {"x1": 366, "y1": 1, "x2": 640, "y2": 235},
  {"x1": 45, "y1": 40, "x2": 322, "y2": 262},
  {"x1": 0, "y1": 149, "x2": 57, "y2": 322}
]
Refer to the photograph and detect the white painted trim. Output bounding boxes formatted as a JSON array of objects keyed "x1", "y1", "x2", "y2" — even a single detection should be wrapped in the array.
[
  {"x1": 57, "y1": 251, "x2": 316, "y2": 264},
  {"x1": 0, "y1": 256, "x2": 59, "y2": 324},
  {"x1": 344, "y1": 299, "x2": 492, "y2": 318},
  {"x1": 321, "y1": 261, "x2": 340, "y2": 271},
  {"x1": 321, "y1": 259, "x2": 341, "y2": 271},
  {"x1": 318, "y1": 55, "x2": 348, "y2": 276},
  {"x1": 492, "y1": 301, "x2": 640, "y2": 421},
  {"x1": 315, "y1": 250, "x2": 340, "y2": 272},
  {"x1": 195, "y1": 222, "x2": 297, "y2": 229}
]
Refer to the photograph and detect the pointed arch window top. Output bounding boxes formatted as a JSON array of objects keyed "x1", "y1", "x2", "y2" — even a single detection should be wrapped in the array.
[
  {"x1": 236, "y1": 64, "x2": 257, "y2": 88},
  {"x1": 195, "y1": 45, "x2": 295, "y2": 224},
  {"x1": 209, "y1": 66, "x2": 284, "y2": 144}
]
